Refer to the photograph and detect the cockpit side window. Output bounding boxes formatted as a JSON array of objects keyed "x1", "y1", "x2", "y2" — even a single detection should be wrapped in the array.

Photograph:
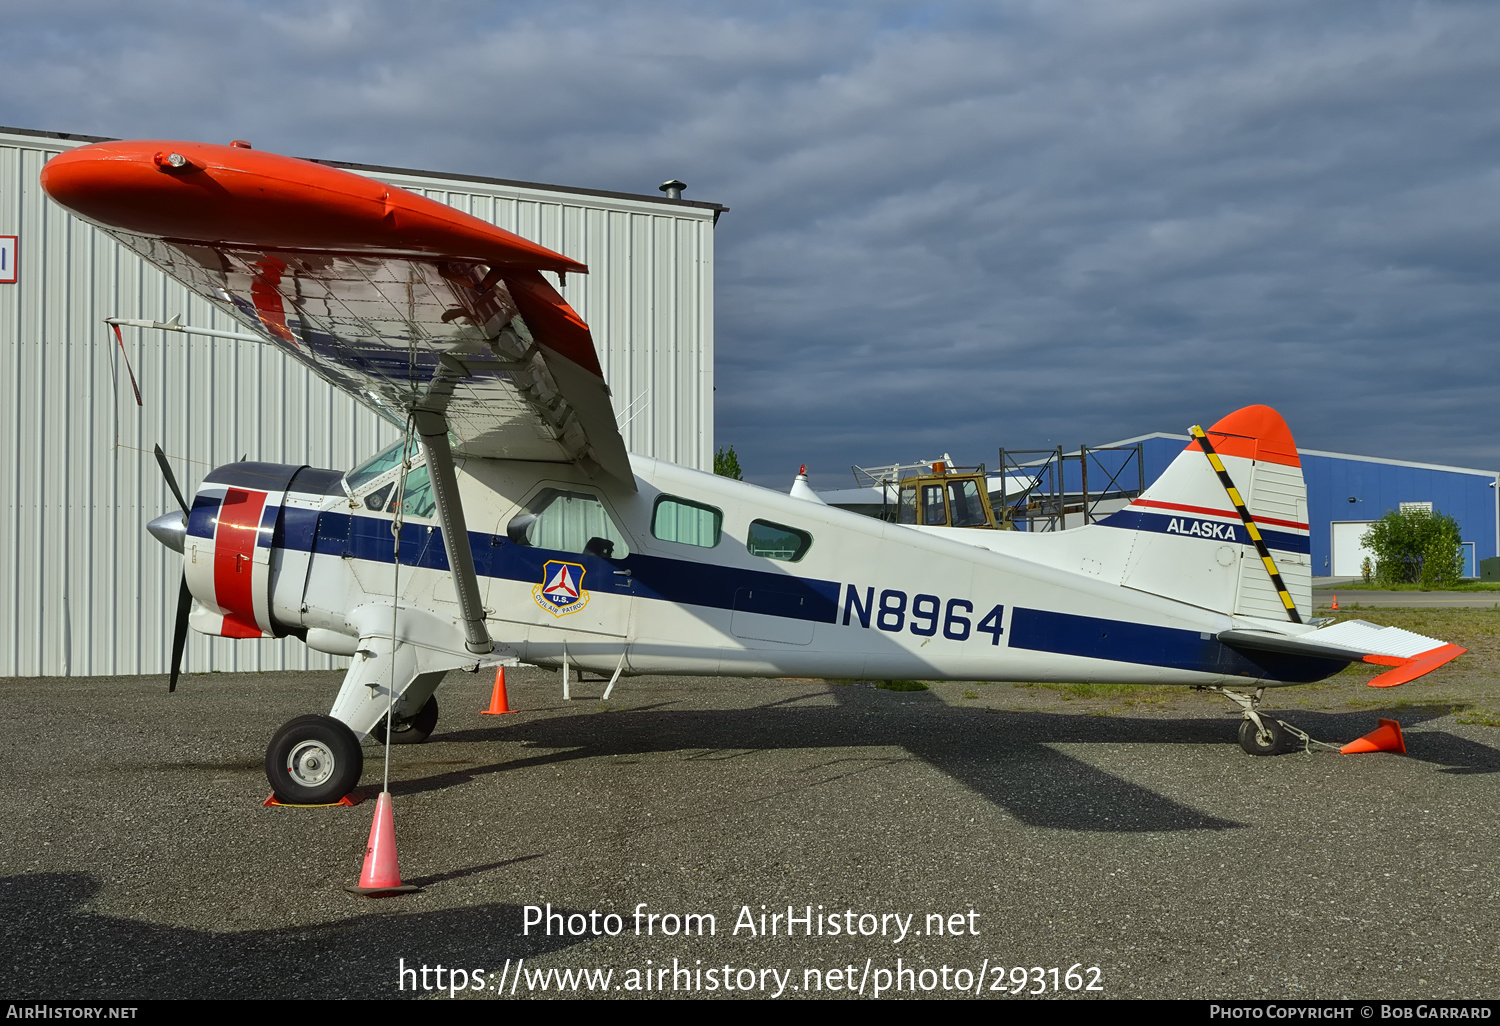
[
  {"x1": 394, "y1": 465, "x2": 437, "y2": 519},
  {"x1": 518, "y1": 488, "x2": 631, "y2": 558},
  {"x1": 344, "y1": 442, "x2": 436, "y2": 520}
]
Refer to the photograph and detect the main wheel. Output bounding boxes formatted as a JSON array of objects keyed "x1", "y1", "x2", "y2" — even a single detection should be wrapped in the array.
[
  {"x1": 1238, "y1": 716, "x2": 1290, "y2": 756},
  {"x1": 370, "y1": 695, "x2": 439, "y2": 745},
  {"x1": 266, "y1": 714, "x2": 364, "y2": 804}
]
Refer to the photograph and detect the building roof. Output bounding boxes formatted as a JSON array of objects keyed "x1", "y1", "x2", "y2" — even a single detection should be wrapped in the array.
[{"x1": 1100, "y1": 431, "x2": 1498, "y2": 479}]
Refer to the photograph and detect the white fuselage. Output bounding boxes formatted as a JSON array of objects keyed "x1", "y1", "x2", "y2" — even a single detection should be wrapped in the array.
[{"x1": 250, "y1": 453, "x2": 1314, "y2": 693}]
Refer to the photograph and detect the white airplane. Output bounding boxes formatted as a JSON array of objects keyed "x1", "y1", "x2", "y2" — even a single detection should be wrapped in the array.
[{"x1": 40, "y1": 139, "x2": 1467, "y2": 805}]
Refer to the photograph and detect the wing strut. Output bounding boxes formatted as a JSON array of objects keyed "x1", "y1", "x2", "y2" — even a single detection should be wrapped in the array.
[
  {"x1": 1189, "y1": 424, "x2": 1302, "y2": 624},
  {"x1": 415, "y1": 408, "x2": 493, "y2": 655}
]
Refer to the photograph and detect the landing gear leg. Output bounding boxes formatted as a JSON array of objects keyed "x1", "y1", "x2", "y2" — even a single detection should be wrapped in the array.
[
  {"x1": 371, "y1": 694, "x2": 439, "y2": 745},
  {"x1": 1201, "y1": 686, "x2": 1296, "y2": 756}
]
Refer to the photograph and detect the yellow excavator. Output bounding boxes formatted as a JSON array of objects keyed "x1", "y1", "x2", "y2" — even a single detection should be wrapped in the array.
[{"x1": 893, "y1": 462, "x2": 1010, "y2": 530}]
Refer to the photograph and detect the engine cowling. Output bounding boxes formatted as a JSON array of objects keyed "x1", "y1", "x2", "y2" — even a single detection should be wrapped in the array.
[{"x1": 183, "y1": 461, "x2": 307, "y2": 638}]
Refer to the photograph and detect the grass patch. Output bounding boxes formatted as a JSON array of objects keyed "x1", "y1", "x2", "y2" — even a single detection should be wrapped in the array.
[
  {"x1": 961, "y1": 689, "x2": 980, "y2": 700},
  {"x1": 876, "y1": 680, "x2": 929, "y2": 692},
  {"x1": 1457, "y1": 711, "x2": 1500, "y2": 727},
  {"x1": 1315, "y1": 581, "x2": 1500, "y2": 592}
]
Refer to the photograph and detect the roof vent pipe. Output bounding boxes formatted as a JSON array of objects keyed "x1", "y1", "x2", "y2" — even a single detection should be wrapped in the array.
[{"x1": 659, "y1": 179, "x2": 686, "y2": 200}]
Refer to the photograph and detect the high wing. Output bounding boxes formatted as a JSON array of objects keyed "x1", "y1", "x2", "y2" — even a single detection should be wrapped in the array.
[{"x1": 41, "y1": 139, "x2": 632, "y2": 486}]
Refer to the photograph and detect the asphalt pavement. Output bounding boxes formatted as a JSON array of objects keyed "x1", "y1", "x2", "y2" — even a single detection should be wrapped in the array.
[{"x1": 3, "y1": 667, "x2": 1498, "y2": 1000}]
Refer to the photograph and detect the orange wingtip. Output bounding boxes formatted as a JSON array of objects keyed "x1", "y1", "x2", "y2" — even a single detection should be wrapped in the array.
[
  {"x1": 41, "y1": 140, "x2": 588, "y2": 276},
  {"x1": 1185, "y1": 404, "x2": 1301, "y2": 467},
  {"x1": 1363, "y1": 643, "x2": 1467, "y2": 688}
]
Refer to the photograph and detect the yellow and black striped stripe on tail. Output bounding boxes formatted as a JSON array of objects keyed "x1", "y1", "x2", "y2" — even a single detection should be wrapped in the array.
[{"x1": 1189, "y1": 424, "x2": 1301, "y2": 624}]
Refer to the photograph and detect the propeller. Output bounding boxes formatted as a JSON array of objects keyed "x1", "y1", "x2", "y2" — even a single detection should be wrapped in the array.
[{"x1": 154, "y1": 445, "x2": 192, "y2": 693}]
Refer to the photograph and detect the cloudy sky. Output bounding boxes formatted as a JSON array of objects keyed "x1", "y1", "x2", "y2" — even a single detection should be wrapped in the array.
[{"x1": 5, "y1": 0, "x2": 1498, "y2": 486}]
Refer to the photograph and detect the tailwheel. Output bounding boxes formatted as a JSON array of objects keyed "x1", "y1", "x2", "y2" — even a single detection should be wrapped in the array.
[
  {"x1": 1237, "y1": 716, "x2": 1292, "y2": 756},
  {"x1": 370, "y1": 695, "x2": 439, "y2": 745},
  {"x1": 266, "y1": 714, "x2": 364, "y2": 804}
]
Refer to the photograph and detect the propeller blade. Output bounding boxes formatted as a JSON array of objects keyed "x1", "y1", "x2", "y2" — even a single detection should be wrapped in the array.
[
  {"x1": 154, "y1": 444, "x2": 190, "y2": 515},
  {"x1": 169, "y1": 574, "x2": 191, "y2": 693}
]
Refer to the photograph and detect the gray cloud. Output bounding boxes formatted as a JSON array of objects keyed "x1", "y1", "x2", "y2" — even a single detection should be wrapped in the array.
[{"x1": 4, "y1": 0, "x2": 1498, "y2": 487}]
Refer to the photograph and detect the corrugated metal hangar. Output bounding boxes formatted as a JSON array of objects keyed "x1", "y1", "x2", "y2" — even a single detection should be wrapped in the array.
[
  {"x1": 1028, "y1": 433, "x2": 1500, "y2": 578},
  {"x1": 1, "y1": 125, "x2": 723, "y2": 677}
]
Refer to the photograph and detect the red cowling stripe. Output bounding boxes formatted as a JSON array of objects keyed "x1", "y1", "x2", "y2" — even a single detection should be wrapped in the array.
[{"x1": 213, "y1": 487, "x2": 267, "y2": 638}]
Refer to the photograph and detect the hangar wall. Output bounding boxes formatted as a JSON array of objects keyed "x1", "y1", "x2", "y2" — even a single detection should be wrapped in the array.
[{"x1": 0, "y1": 126, "x2": 721, "y2": 677}]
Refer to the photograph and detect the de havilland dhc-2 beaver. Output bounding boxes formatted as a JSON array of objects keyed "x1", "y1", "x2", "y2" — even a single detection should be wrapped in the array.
[{"x1": 39, "y1": 139, "x2": 1467, "y2": 804}]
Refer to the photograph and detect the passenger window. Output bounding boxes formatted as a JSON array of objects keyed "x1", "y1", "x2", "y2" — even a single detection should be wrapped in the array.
[
  {"x1": 897, "y1": 485, "x2": 917, "y2": 524},
  {"x1": 519, "y1": 488, "x2": 631, "y2": 558},
  {"x1": 747, "y1": 520, "x2": 812, "y2": 562},
  {"x1": 652, "y1": 496, "x2": 722, "y2": 548},
  {"x1": 921, "y1": 484, "x2": 946, "y2": 526},
  {"x1": 947, "y1": 479, "x2": 987, "y2": 527}
]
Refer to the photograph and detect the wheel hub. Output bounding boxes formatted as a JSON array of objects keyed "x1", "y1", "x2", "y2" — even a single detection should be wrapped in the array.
[{"x1": 287, "y1": 739, "x2": 337, "y2": 786}]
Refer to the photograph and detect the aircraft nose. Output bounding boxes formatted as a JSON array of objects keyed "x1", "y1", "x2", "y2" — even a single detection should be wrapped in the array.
[{"x1": 147, "y1": 510, "x2": 187, "y2": 553}]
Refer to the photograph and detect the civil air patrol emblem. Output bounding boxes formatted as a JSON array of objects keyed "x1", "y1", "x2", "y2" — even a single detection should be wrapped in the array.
[{"x1": 534, "y1": 560, "x2": 589, "y2": 617}]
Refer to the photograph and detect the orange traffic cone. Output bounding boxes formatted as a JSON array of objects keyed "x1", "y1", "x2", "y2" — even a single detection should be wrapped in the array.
[
  {"x1": 347, "y1": 791, "x2": 419, "y2": 895},
  {"x1": 1340, "y1": 718, "x2": 1406, "y2": 755},
  {"x1": 481, "y1": 666, "x2": 515, "y2": 715},
  {"x1": 1331, "y1": 595, "x2": 1339, "y2": 610}
]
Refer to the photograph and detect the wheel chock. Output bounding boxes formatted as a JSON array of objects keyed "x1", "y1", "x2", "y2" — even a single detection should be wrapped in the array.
[
  {"x1": 1340, "y1": 718, "x2": 1406, "y2": 755},
  {"x1": 346, "y1": 791, "x2": 420, "y2": 896},
  {"x1": 263, "y1": 789, "x2": 366, "y2": 808}
]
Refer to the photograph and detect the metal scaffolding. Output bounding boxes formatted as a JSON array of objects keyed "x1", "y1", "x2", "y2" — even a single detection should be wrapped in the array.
[{"x1": 995, "y1": 443, "x2": 1145, "y2": 532}]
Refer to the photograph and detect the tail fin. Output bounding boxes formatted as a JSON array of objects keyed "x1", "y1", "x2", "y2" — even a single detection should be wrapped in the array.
[{"x1": 1101, "y1": 405, "x2": 1311, "y2": 619}]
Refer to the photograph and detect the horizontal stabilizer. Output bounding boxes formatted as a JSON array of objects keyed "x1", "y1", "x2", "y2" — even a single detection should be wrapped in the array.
[
  {"x1": 1219, "y1": 619, "x2": 1465, "y2": 688},
  {"x1": 1217, "y1": 629, "x2": 1369, "y2": 663}
]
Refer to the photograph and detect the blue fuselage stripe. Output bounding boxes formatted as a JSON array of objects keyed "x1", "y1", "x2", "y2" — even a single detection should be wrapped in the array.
[
  {"x1": 1008, "y1": 607, "x2": 1343, "y2": 682},
  {"x1": 288, "y1": 509, "x2": 840, "y2": 623}
]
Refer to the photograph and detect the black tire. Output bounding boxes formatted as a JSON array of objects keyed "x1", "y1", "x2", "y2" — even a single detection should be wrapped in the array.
[
  {"x1": 266, "y1": 714, "x2": 364, "y2": 804},
  {"x1": 1238, "y1": 716, "x2": 1290, "y2": 756},
  {"x1": 370, "y1": 695, "x2": 439, "y2": 746}
]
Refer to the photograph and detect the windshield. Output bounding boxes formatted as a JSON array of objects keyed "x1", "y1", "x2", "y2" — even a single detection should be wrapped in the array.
[{"x1": 344, "y1": 441, "x2": 409, "y2": 494}]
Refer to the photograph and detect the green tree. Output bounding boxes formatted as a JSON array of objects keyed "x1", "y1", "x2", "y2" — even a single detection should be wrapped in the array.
[
  {"x1": 1360, "y1": 507, "x2": 1465, "y2": 587},
  {"x1": 713, "y1": 444, "x2": 743, "y2": 480}
]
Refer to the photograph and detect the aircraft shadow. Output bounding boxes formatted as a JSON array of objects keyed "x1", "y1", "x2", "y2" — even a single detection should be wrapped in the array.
[
  {"x1": 414, "y1": 689, "x2": 1269, "y2": 833},
  {"x1": 0, "y1": 872, "x2": 591, "y2": 999},
  {"x1": 407, "y1": 692, "x2": 1495, "y2": 831}
]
